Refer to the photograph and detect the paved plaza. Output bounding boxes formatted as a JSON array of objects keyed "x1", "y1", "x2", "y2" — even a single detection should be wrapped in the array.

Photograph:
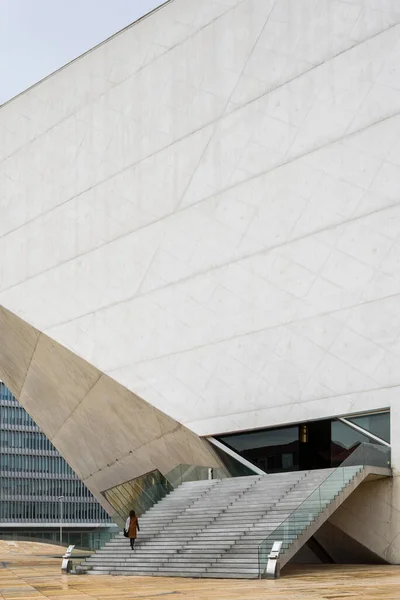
[{"x1": 0, "y1": 544, "x2": 400, "y2": 600}]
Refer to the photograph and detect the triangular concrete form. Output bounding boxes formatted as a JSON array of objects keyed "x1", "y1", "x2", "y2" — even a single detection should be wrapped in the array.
[{"x1": 0, "y1": 306, "x2": 224, "y2": 517}]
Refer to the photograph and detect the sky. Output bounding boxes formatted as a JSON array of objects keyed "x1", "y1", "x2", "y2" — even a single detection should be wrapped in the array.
[{"x1": 0, "y1": 0, "x2": 165, "y2": 104}]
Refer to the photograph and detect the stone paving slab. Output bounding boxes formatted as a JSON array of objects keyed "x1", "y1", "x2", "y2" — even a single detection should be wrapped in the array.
[{"x1": 1, "y1": 544, "x2": 400, "y2": 599}]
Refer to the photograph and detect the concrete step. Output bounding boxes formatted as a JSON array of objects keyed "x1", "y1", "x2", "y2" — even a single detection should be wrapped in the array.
[{"x1": 80, "y1": 466, "x2": 357, "y2": 579}]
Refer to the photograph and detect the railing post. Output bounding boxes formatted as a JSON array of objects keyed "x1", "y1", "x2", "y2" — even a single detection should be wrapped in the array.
[
  {"x1": 61, "y1": 544, "x2": 75, "y2": 574},
  {"x1": 266, "y1": 541, "x2": 283, "y2": 579}
]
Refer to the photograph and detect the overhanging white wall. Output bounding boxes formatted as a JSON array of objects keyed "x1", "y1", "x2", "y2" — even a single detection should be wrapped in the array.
[{"x1": 1, "y1": 0, "x2": 400, "y2": 465}]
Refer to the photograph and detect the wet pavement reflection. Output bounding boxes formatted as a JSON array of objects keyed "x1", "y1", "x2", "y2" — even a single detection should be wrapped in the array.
[{"x1": 1, "y1": 544, "x2": 400, "y2": 600}]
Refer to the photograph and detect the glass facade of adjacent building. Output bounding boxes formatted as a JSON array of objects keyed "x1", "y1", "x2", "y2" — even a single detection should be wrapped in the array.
[{"x1": 0, "y1": 382, "x2": 113, "y2": 534}]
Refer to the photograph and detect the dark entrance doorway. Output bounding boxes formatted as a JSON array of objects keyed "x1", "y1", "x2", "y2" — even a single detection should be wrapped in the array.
[{"x1": 298, "y1": 420, "x2": 331, "y2": 471}]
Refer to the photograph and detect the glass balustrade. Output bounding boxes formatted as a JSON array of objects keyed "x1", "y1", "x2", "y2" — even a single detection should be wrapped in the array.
[
  {"x1": 102, "y1": 463, "x2": 228, "y2": 525},
  {"x1": 258, "y1": 442, "x2": 391, "y2": 578}
]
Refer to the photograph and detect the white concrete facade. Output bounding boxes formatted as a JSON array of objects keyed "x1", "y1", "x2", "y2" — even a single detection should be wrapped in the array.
[{"x1": 1, "y1": 0, "x2": 400, "y2": 481}]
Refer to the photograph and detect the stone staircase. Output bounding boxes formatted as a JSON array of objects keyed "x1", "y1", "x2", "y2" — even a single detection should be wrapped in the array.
[{"x1": 77, "y1": 466, "x2": 385, "y2": 578}]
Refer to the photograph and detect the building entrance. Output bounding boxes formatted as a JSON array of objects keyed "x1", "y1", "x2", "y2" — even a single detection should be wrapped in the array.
[
  {"x1": 216, "y1": 411, "x2": 390, "y2": 475},
  {"x1": 298, "y1": 420, "x2": 331, "y2": 471}
]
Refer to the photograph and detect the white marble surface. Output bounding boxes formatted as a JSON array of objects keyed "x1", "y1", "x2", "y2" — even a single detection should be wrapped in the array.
[{"x1": 1, "y1": 0, "x2": 400, "y2": 468}]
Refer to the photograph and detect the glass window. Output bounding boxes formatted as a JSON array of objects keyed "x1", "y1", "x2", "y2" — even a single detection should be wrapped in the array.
[
  {"x1": 219, "y1": 425, "x2": 299, "y2": 473},
  {"x1": 331, "y1": 421, "x2": 374, "y2": 467},
  {"x1": 348, "y1": 412, "x2": 390, "y2": 443}
]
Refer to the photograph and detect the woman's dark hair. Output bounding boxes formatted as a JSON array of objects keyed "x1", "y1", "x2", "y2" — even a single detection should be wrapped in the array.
[{"x1": 129, "y1": 509, "x2": 136, "y2": 517}]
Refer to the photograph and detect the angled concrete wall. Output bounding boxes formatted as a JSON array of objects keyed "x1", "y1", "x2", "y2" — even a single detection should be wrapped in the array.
[
  {"x1": 0, "y1": 306, "x2": 223, "y2": 515},
  {"x1": 328, "y1": 477, "x2": 400, "y2": 564},
  {"x1": 1, "y1": 0, "x2": 400, "y2": 548}
]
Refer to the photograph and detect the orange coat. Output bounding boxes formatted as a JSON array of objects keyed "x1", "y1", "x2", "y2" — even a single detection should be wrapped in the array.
[{"x1": 128, "y1": 516, "x2": 139, "y2": 539}]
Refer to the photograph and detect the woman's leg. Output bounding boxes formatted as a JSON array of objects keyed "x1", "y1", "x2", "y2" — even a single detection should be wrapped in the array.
[{"x1": 130, "y1": 538, "x2": 135, "y2": 550}]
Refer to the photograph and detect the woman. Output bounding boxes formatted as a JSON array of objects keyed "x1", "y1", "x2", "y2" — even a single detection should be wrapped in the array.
[{"x1": 125, "y1": 509, "x2": 140, "y2": 550}]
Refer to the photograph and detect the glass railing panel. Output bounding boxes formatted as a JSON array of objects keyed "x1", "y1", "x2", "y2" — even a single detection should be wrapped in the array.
[
  {"x1": 102, "y1": 469, "x2": 173, "y2": 521},
  {"x1": 258, "y1": 442, "x2": 391, "y2": 577},
  {"x1": 87, "y1": 522, "x2": 119, "y2": 550},
  {"x1": 211, "y1": 444, "x2": 257, "y2": 477},
  {"x1": 165, "y1": 463, "x2": 227, "y2": 488},
  {"x1": 349, "y1": 443, "x2": 390, "y2": 469},
  {"x1": 102, "y1": 462, "x2": 227, "y2": 525},
  {"x1": 213, "y1": 466, "x2": 228, "y2": 479},
  {"x1": 165, "y1": 464, "x2": 184, "y2": 488}
]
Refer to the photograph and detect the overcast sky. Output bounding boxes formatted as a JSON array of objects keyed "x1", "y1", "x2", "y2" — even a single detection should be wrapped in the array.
[{"x1": 0, "y1": 0, "x2": 165, "y2": 104}]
